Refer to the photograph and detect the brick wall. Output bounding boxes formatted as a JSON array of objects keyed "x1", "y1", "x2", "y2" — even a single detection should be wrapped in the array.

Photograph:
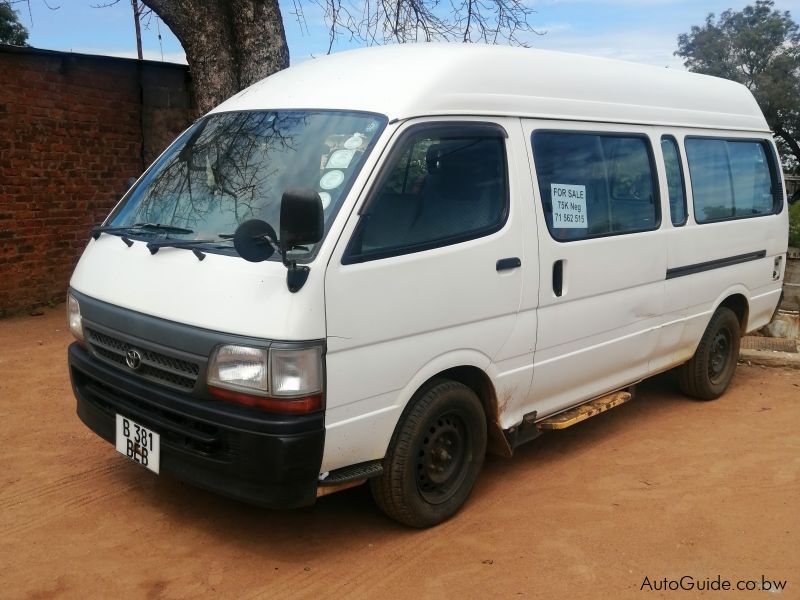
[{"x1": 0, "y1": 46, "x2": 195, "y2": 315}]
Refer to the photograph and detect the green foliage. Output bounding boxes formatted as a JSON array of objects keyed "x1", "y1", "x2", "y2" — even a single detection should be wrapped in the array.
[
  {"x1": 789, "y1": 201, "x2": 800, "y2": 248},
  {"x1": 676, "y1": 1, "x2": 800, "y2": 169},
  {"x1": 0, "y1": 1, "x2": 28, "y2": 46}
]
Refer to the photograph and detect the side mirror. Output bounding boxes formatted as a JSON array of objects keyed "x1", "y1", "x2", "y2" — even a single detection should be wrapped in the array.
[
  {"x1": 232, "y1": 190, "x2": 323, "y2": 293},
  {"x1": 233, "y1": 219, "x2": 277, "y2": 262},
  {"x1": 280, "y1": 188, "x2": 324, "y2": 251}
]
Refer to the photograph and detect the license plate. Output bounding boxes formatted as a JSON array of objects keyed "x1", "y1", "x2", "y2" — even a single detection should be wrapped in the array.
[{"x1": 115, "y1": 414, "x2": 160, "y2": 474}]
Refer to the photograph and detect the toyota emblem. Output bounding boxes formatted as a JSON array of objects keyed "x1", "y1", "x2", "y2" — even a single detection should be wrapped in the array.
[{"x1": 125, "y1": 349, "x2": 143, "y2": 370}]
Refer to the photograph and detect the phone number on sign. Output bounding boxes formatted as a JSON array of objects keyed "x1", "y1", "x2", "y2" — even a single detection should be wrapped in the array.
[{"x1": 554, "y1": 213, "x2": 586, "y2": 224}]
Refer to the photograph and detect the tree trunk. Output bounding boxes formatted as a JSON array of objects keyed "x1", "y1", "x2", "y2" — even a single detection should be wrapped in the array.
[
  {"x1": 142, "y1": 0, "x2": 289, "y2": 114},
  {"x1": 774, "y1": 126, "x2": 800, "y2": 169}
]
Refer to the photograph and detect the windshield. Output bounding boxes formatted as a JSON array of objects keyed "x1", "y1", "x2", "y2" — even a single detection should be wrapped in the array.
[{"x1": 108, "y1": 110, "x2": 387, "y2": 258}]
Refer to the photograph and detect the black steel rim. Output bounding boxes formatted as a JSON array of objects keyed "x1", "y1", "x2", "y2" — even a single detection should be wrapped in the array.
[
  {"x1": 708, "y1": 327, "x2": 732, "y2": 383},
  {"x1": 415, "y1": 411, "x2": 470, "y2": 504}
]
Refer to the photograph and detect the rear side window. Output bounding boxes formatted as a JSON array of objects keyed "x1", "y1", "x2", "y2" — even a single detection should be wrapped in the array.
[
  {"x1": 685, "y1": 138, "x2": 780, "y2": 223},
  {"x1": 661, "y1": 136, "x2": 687, "y2": 226},
  {"x1": 344, "y1": 124, "x2": 508, "y2": 263},
  {"x1": 532, "y1": 131, "x2": 659, "y2": 242}
]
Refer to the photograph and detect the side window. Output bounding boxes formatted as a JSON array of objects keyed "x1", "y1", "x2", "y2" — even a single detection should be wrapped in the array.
[
  {"x1": 532, "y1": 131, "x2": 659, "y2": 241},
  {"x1": 685, "y1": 138, "x2": 779, "y2": 223},
  {"x1": 660, "y1": 136, "x2": 687, "y2": 226},
  {"x1": 729, "y1": 142, "x2": 775, "y2": 215},
  {"x1": 344, "y1": 124, "x2": 508, "y2": 262},
  {"x1": 684, "y1": 139, "x2": 735, "y2": 222}
]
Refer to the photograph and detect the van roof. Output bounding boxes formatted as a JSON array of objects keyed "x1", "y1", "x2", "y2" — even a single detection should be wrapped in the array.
[{"x1": 211, "y1": 43, "x2": 770, "y2": 132}]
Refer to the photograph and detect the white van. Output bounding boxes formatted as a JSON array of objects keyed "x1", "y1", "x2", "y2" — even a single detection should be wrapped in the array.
[{"x1": 67, "y1": 44, "x2": 789, "y2": 527}]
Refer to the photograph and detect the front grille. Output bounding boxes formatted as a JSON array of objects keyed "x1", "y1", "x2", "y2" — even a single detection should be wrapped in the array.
[{"x1": 85, "y1": 328, "x2": 200, "y2": 391}]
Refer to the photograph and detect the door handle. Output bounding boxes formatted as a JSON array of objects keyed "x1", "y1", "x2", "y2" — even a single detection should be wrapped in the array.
[
  {"x1": 496, "y1": 257, "x2": 522, "y2": 272},
  {"x1": 553, "y1": 259, "x2": 564, "y2": 297}
]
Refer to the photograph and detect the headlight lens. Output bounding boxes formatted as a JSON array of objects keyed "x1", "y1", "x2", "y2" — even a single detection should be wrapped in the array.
[
  {"x1": 270, "y1": 347, "x2": 323, "y2": 396},
  {"x1": 207, "y1": 345, "x2": 269, "y2": 394},
  {"x1": 66, "y1": 293, "x2": 84, "y2": 341}
]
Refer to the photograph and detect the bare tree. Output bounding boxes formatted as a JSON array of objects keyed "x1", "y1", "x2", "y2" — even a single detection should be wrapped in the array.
[
  {"x1": 142, "y1": 0, "x2": 538, "y2": 114},
  {"x1": 308, "y1": 0, "x2": 537, "y2": 52},
  {"x1": 137, "y1": 1, "x2": 289, "y2": 115}
]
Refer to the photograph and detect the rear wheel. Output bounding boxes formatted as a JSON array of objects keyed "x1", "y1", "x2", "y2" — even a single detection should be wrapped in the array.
[
  {"x1": 678, "y1": 307, "x2": 741, "y2": 400},
  {"x1": 370, "y1": 380, "x2": 487, "y2": 528}
]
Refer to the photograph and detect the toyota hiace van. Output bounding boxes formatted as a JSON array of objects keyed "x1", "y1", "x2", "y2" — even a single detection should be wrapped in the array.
[{"x1": 67, "y1": 44, "x2": 789, "y2": 527}]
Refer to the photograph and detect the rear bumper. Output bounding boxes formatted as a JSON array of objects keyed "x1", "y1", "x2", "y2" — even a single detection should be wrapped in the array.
[{"x1": 68, "y1": 342, "x2": 324, "y2": 508}]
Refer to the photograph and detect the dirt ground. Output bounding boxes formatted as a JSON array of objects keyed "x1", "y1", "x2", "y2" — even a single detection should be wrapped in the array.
[{"x1": 1, "y1": 307, "x2": 798, "y2": 599}]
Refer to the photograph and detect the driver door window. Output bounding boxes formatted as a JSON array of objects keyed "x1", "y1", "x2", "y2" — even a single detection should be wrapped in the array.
[{"x1": 344, "y1": 124, "x2": 509, "y2": 263}]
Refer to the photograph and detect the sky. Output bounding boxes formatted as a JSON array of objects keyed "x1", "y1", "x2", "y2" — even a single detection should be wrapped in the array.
[{"x1": 13, "y1": 0, "x2": 800, "y2": 70}]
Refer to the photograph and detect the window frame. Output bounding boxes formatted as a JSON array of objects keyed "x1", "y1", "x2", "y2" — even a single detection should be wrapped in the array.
[
  {"x1": 342, "y1": 121, "x2": 511, "y2": 265},
  {"x1": 531, "y1": 129, "x2": 662, "y2": 243},
  {"x1": 660, "y1": 134, "x2": 689, "y2": 227},
  {"x1": 684, "y1": 135, "x2": 784, "y2": 225}
]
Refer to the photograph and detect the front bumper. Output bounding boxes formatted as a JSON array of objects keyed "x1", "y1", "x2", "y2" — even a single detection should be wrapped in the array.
[{"x1": 69, "y1": 342, "x2": 324, "y2": 508}]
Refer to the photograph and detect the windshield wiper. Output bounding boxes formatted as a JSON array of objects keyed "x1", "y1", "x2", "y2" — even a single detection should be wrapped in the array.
[
  {"x1": 146, "y1": 238, "x2": 232, "y2": 261},
  {"x1": 91, "y1": 223, "x2": 195, "y2": 241}
]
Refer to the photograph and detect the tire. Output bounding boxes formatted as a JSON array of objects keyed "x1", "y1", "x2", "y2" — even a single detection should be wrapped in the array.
[
  {"x1": 370, "y1": 380, "x2": 487, "y2": 528},
  {"x1": 678, "y1": 307, "x2": 741, "y2": 400}
]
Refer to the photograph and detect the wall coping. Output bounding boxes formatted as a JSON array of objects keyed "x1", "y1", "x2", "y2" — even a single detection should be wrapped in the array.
[{"x1": 0, "y1": 43, "x2": 188, "y2": 71}]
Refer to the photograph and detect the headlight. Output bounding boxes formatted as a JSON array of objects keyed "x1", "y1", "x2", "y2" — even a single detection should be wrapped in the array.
[
  {"x1": 66, "y1": 293, "x2": 84, "y2": 342},
  {"x1": 207, "y1": 344, "x2": 324, "y2": 414},
  {"x1": 207, "y1": 345, "x2": 269, "y2": 394}
]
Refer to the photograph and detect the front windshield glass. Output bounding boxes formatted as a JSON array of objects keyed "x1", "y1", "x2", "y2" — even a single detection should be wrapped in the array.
[{"x1": 109, "y1": 110, "x2": 387, "y2": 258}]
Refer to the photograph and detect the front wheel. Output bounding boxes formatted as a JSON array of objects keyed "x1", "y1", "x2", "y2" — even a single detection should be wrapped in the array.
[
  {"x1": 370, "y1": 380, "x2": 487, "y2": 528},
  {"x1": 678, "y1": 307, "x2": 741, "y2": 400}
]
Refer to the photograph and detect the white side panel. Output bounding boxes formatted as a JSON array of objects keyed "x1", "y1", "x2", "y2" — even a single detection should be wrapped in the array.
[
  {"x1": 522, "y1": 120, "x2": 667, "y2": 419},
  {"x1": 323, "y1": 239, "x2": 523, "y2": 471},
  {"x1": 666, "y1": 211, "x2": 788, "y2": 273},
  {"x1": 748, "y1": 286, "x2": 784, "y2": 330},
  {"x1": 530, "y1": 236, "x2": 666, "y2": 415},
  {"x1": 657, "y1": 131, "x2": 788, "y2": 369},
  {"x1": 322, "y1": 116, "x2": 528, "y2": 472}
]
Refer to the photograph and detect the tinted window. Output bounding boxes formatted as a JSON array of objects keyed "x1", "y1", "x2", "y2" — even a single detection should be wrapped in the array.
[
  {"x1": 345, "y1": 126, "x2": 508, "y2": 262},
  {"x1": 532, "y1": 132, "x2": 659, "y2": 241},
  {"x1": 661, "y1": 136, "x2": 687, "y2": 226},
  {"x1": 729, "y1": 142, "x2": 775, "y2": 215},
  {"x1": 685, "y1": 138, "x2": 777, "y2": 223}
]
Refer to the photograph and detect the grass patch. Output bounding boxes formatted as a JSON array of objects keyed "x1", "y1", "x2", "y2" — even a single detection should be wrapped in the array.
[{"x1": 790, "y1": 201, "x2": 800, "y2": 248}]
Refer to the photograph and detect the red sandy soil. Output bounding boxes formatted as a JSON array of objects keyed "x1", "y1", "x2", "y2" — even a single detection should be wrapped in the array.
[{"x1": 1, "y1": 306, "x2": 798, "y2": 599}]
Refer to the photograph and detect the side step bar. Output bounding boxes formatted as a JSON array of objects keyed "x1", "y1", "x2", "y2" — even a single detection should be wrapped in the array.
[
  {"x1": 316, "y1": 460, "x2": 384, "y2": 498},
  {"x1": 536, "y1": 391, "x2": 632, "y2": 430}
]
